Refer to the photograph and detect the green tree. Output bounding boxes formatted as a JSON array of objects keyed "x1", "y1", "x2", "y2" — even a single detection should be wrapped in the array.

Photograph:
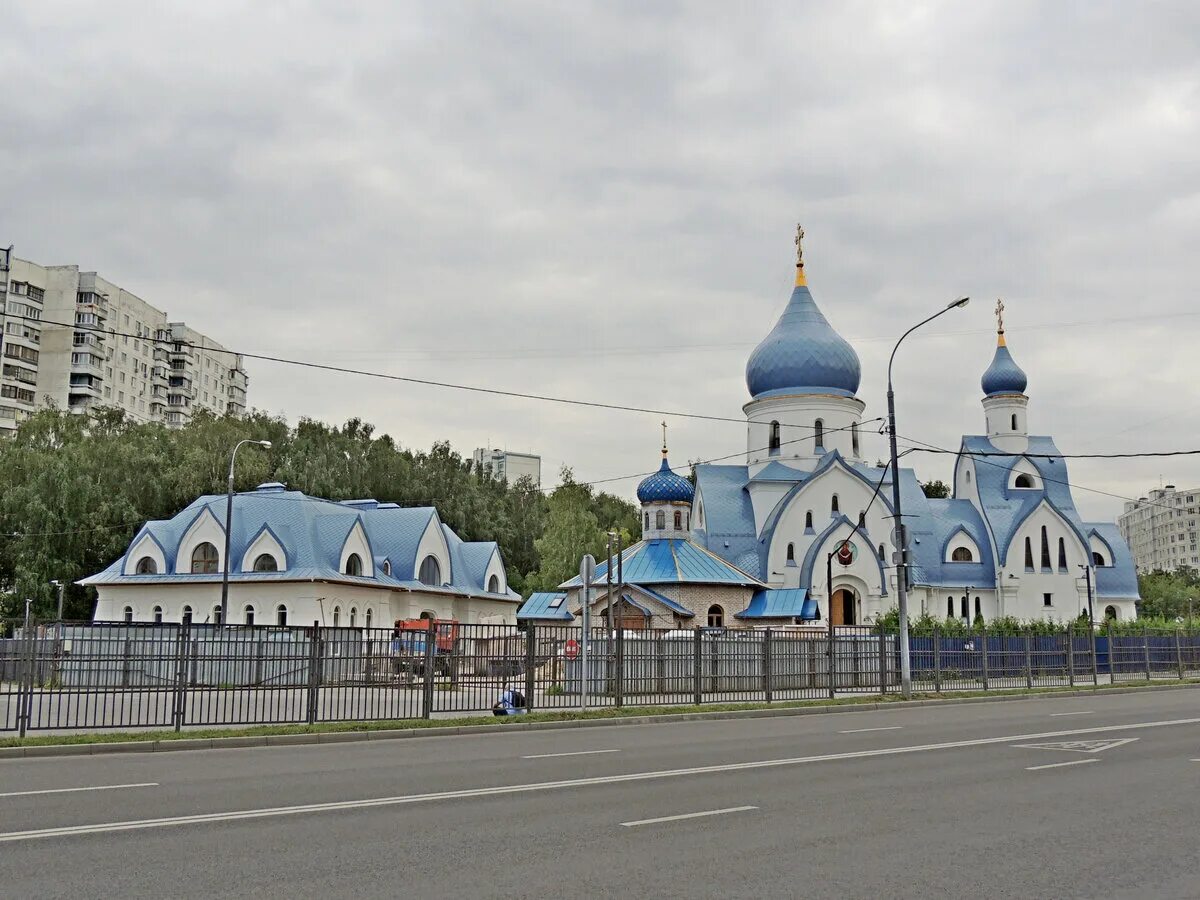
[
  {"x1": 528, "y1": 469, "x2": 608, "y2": 592},
  {"x1": 920, "y1": 479, "x2": 950, "y2": 499}
]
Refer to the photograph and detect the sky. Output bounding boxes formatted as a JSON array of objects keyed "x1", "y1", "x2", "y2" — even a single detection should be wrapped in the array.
[{"x1": 4, "y1": 1, "x2": 1199, "y2": 521}]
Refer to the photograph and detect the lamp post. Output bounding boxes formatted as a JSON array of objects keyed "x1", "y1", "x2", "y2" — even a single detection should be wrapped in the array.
[
  {"x1": 50, "y1": 580, "x2": 65, "y2": 621},
  {"x1": 887, "y1": 296, "x2": 969, "y2": 698},
  {"x1": 219, "y1": 438, "x2": 272, "y2": 627}
]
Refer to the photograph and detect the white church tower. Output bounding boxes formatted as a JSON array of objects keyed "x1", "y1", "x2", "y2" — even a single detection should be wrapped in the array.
[{"x1": 979, "y1": 298, "x2": 1030, "y2": 454}]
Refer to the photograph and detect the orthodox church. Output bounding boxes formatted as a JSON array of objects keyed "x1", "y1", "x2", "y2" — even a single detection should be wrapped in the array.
[{"x1": 527, "y1": 229, "x2": 1139, "y2": 629}]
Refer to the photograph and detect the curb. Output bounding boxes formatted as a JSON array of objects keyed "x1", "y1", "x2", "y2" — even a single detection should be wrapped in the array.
[{"x1": 2, "y1": 681, "x2": 1197, "y2": 760}]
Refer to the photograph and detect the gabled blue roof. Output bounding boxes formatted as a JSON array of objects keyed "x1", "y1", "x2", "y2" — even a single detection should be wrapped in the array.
[
  {"x1": 629, "y1": 586, "x2": 695, "y2": 618},
  {"x1": 558, "y1": 538, "x2": 762, "y2": 589},
  {"x1": 516, "y1": 592, "x2": 572, "y2": 621},
  {"x1": 1087, "y1": 523, "x2": 1139, "y2": 598},
  {"x1": 81, "y1": 487, "x2": 518, "y2": 602},
  {"x1": 736, "y1": 588, "x2": 817, "y2": 620},
  {"x1": 745, "y1": 281, "x2": 861, "y2": 399},
  {"x1": 749, "y1": 461, "x2": 807, "y2": 483}
]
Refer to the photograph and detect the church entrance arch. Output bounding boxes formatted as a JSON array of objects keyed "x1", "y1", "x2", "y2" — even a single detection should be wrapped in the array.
[{"x1": 830, "y1": 586, "x2": 858, "y2": 626}]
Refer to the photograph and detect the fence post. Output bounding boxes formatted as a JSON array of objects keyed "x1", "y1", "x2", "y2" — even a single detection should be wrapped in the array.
[
  {"x1": 1090, "y1": 621, "x2": 1099, "y2": 687},
  {"x1": 980, "y1": 627, "x2": 989, "y2": 691},
  {"x1": 421, "y1": 618, "x2": 436, "y2": 719},
  {"x1": 306, "y1": 622, "x2": 321, "y2": 725},
  {"x1": 1143, "y1": 625, "x2": 1152, "y2": 681},
  {"x1": 763, "y1": 628, "x2": 773, "y2": 703},
  {"x1": 933, "y1": 623, "x2": 941, "y2": 693},
  {"x1": 877, "y1": 623, "x2": 886, "y2": 697},
  {"x1": 615, "y1": 622, "x2": 625, "y2": 709},
  {"x1": 1176, "y1": 627, "x2": 1184, "y2": 681},
  {"x1": 1066, "y1": 625, "x2": 1075, "y2": 687},
  {"x1": 172, "y1": 621, "x2": 190, "y2": 732},
  {"x1": 692, "y1": 627, "x2": 702, "y2": 706},
  {"x1": 1024, "y1": 628, "x2": 1033, "y2": 689},
  {"x1": 826, "y1": 617, "x2": 836, "y2": 701},
  {"x1": 18, "y1": 612, "x2": 35, "y2": 739},
  {"x1": 524, "y1": 623, "x2": 536, "y2": 713}
]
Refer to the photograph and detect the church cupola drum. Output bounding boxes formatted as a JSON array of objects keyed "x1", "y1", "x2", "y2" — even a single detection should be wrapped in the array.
[{"x1": 637, "y1": 424, "x2": 694, "y2": 539}]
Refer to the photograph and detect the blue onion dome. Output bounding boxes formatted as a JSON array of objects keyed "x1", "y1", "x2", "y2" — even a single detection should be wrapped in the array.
[
  {"x1": 745, "y1": 245, "x2": 861, "y2": 400},
  {"x1": 981, "y1": 331, "x2": 1028, "y2": 396},
  {"x1": 637, "y1": 454, "x2": 695, "y2": 504}
]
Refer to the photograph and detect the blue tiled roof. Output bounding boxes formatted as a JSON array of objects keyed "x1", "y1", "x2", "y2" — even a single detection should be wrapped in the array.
[
  {"x1": 981, "y1": 338, "x2": 1028, "y2": 396},
  {"x1": 693, "y1": 464, "x2": 764, "y2": 578},
  {"x1": 749, "y1": 461, "x2": 807, "y2": 483},
  {"x1": 1087, "y1": 523, "x2": 1139, "y2": 598},
  {"x1": 516, "y1": 592, "x2": 572, "y2": 621},
  {"x1": 81, "y1": 487, "x2": 518, "y2": 602},
  {"x1": 558, "y1": 538, "x2": 761, "y2": 589},
  {"x1": 736, "y1": 588, "x2": 817, "y2": 620},
  {"x1": 745, "y1": 282, "x2": 861, "y2": 399},
  {"x1": 636, "y1": 456, "x2": 695, "y2": 504},
  {"x1": 629, "y1": 586, "x2": 695, "y2": 618}
]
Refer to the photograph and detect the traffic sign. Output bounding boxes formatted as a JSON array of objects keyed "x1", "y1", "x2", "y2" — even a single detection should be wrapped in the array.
[{"x1": 564, "y1": 639, "x2": 580, "y2": 660}]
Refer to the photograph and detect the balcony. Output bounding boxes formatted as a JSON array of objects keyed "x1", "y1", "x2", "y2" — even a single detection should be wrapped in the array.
[
  {"x1": 168, "y1": 344, "x2": 193, "y2": 361},
  {"x1": 70, "y1": 354, "x2": 105, "y2": 378},
  {"x1": 68, "y1": 382, "x2": 103, "y2": 400},
  {"x1": 167, "y1": 394, "x2": 191, "y2": 408},
  {"x1": 153, "y1": 347, "x2": 169, "y2": 363}
]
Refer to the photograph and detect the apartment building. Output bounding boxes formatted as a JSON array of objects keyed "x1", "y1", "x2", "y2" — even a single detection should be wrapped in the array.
[
  {"x1": 1118, "y1": 485, "x2": 1200, "y2": 572},
  {"x1": 472, "y1": 447, "x2": 541, "y2": 486},
  {"x1": 0, "y1": 248, "x2": 248, "y2": 433}
]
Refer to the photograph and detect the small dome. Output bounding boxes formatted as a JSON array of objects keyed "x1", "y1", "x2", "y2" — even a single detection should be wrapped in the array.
[
  {"x1": 745, "y1": 283, "x2": 861, "y2": 399},
  {"x1": 981, "y1": 336, "x2": 1028, "y2": 396},
  {"x1": 637, "y1": 456, "x2": 694, "y2": 504}
]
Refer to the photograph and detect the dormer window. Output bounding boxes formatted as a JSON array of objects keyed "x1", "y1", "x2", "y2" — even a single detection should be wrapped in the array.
[
  {"x1": 135, "y1": 556, "x2": 158, "y2": 575},
  {"x1": 345, "y1": 553, "x2": 363, "y2": 577},
  {"x1": 191, "y1": 542, "x2": 219, "y2": 574},
  {"x1": 1014, "y1": 474, "x2": 1034, "y2": 489}
]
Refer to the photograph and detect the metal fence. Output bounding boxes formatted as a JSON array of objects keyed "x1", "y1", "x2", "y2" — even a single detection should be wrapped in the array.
[{"x1": 2, "y1": 618, "x2": 1198, "y2": 735}]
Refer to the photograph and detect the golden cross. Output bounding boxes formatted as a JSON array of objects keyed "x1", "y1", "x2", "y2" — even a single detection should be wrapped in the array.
[
  {"x1": 661, "y1": 420, "x2": 668, "y2": 453},
  {"x1": 995, "y1": 298, "x2": 1005, "y2": 332},
  {"x1": 794, "y1": 223, "x2": 805, "y2": 267}
]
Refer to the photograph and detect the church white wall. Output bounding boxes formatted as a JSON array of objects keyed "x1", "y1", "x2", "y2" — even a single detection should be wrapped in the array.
[
  {"x1": 338, "y1": 520, "x2": 375, "y2": 577},
  {"x1": 744, "y1": 393, "x2": 866, "y2": 468},
  {"x1": 641, "y1": 501, "x2": 693, "y2": 540},
  {"x1": 982, "y1": 394, "x2": 1030, "y2": 454},
  {"x1": 482, "y1": 549, "x2": 507, "y2": 594},
  {"x1": 123, "y1": 533, "x2": 166, "y2": 576},
  {"x1": 998, "y1": 503, "x2": 1091, "y2": 620},
  {"x1": 174, "y1": 508, "x2": 225, "y2": 575},
  {"x1": 416, "y1": 516, "x2": 452, "y2": 585},
  {"x1": 954, "y1": 457, "x2": 981, "y2": 508},
  {"x1": 240, "y1": 528, "x2": 287, "y2": 573}
]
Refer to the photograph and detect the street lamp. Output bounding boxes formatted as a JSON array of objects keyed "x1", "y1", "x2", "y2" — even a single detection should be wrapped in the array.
[
  {"x1": 50, "y1": 580, "x2": 65, "y2": 621},
  {"x1": 887, "y1": 296, "x2": 969, "y2": 698},
  {"x1": 219, "y1": 439, "x2": 272, "y2": 626}
]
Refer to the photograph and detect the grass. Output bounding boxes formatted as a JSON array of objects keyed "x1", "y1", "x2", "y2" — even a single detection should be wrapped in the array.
[{"x1": 2, "y1": 679, "x2": 1198, "y2": 750}]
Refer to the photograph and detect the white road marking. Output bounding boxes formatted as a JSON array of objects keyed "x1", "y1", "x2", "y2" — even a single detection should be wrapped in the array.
[
  {"x1": 621, "y1": 806, "x2": 757, "y2": 827},
  {"x1": 1026, "y1": 759, "x2": 1100, "y2": 772},
  {"x1": 1012, "y1": 738, "x2": 1138, "y2": 754},
  {"x1": 1, "y1": 716, "x2": 1196, "y2": 844},
  {"x1": 522, "y1": 750, "x2": 622, "y2": 759},
  {"x1": 0, "y1": 782, "x2": 158, "y2": 799},
  {"x1": 839, "y1": 726, "x2": 903, "y2": 734},
  {"x1": 1049, "y1": 711, "x2": 1094, "y2": 717}
]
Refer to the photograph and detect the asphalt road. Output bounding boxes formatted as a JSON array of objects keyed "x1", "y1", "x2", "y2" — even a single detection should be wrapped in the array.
[{"x1": 2, "y1": 689, "x2": 1199, "y2": 898}]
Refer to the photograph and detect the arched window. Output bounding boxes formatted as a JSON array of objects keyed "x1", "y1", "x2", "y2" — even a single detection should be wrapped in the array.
[
  {"x1": 383, "y1": 559, "x2": 392, "y2": 576},
  {"x1": 419, "y1": 610, "x2": 435, "y2": 620},
  {"x1": 418, "y1": 555, "x2": 441, "y2": 586},
  {"x1": 276, "y1": 604, "x2": 288, "y2": 627},
  {"x1": 951, "y1": 547, "x2": 974, "y2": 562},
  {"x1": 805, "y1": 511, "x2": 813, "y2": 530},
  {"x1": 878, "y1": 544, "x2": 886, "y2": 561},
  {"x1": 1011, "y1": 414, "x2": 1018, "y2": 431},
  {"x1": 655, "y1": 510, "x2": 665, "y2": 530},
  {"x1": 365, "y1": 609, "x2": 373, "y2": 630},
  {"x1": 182, "y1": 605, "x2": 193, "y2": 626},
  {"x1": 769, "y1": 421, "x2": 781, "y2": 454},
  {"x1": 966, "y1": 469, "x2": 972, "y2": 484},
  {"x1": 212, "y1": 605, "x2": 223, "y2": 625},
  {"x1": 1040, "y1": 526, "x2": 1052, "y2": 570},
  {"x1": 135, "y1": 556, "x2": 158, "y2": 575},
  {"x1": 831, "y1": 494, "x2": 839, "y2": 515},
  {"x1": 644, "y1": 512, "x2": 650, "y2": 530},
  {"x1": 333, "y1": 606, "x2": 341, "y2": 627},
  {"x1": 707, "y1": 605, "x2": 724, "y2": 628},
  {"x1": 244, "y1": 606, "x2": 255, "y2": 626},
  {"x1": 1024, "y1": 537, "x2": 1034, "y2": 571},
  {"x1": 1057, "y1": 537, "x2": 1068, "y2": 571},
  {"x1": 851, "y1": 422, "x2": 860, "y2": 457},
  {"x1": 1014, "y1": 474, "x2": 1034, "y2": 489},
  {"x1": 947, "y1": 596, "x2": 954, "y2": 617},
  {"x1": 123, "y1": 606, "x2": 133, "y2": 623},
  {"x1": 1092, "y1": 551, "x2": 1106, "y2": 566},
  {"x1": 960, "y1": 596, "x2": 968, "y2": 619},
  {"x1": 974, "y1": 596, "x2": 982, "y2": 619},
  {"x1": 350, "y1": 608, "x2": 357, "y2": 628},
  {"x1": 153, "y1": 605, "x2": 163, "y2": 624},
  {"x1": 786, "y1": 543, "x2": 795, "y2": 563},
  {"x1": 1104, "y1": 605, "x2": 1118, "y2": 621},
  {"x1": 191, "y1": 542, "x2": 219, "y2": 574},
  {"x1": 345, "y1": 553, "x2": 363, "y2": 577},
  {"x1": 487, "y1": 574, "x2": 500, "y2": 592},
  {"x1": 674, "y1": 511, "x2": 682, "y2": 530},
  {"x1": 253, "y1": 553, "x2": 278, "y2": 572},
  {"x1": 814, "y1": 419, "x2": 824, "y2": 450}
]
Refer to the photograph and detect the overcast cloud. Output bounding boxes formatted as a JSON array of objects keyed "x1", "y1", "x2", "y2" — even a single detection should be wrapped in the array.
[{"x1": 4, "y1": 1, "x2": 1199, "y2": 520}]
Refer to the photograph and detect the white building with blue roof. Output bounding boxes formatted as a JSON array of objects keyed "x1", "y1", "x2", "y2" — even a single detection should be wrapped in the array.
[
  {"x1": 534, "y1": 230, "x2": 1138, "y2": 630},
  {"x1": 83, "y1": 483, "x2": 521, "y2": 627}
]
